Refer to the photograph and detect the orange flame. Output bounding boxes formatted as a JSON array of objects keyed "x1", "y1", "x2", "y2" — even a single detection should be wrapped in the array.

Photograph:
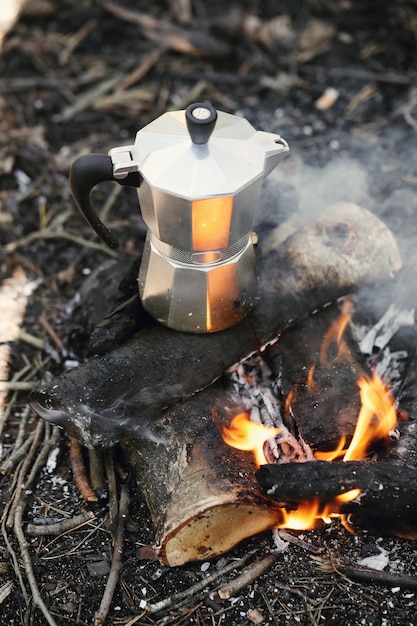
[
  {"x1": 319, "y1": 298, "x2": 354, "y2": 367},
  {"x1": 277, "y1": 488, "x2": 362, "y2": 530},
  {"x1": 316, "y1": 374, "x2": 397, "y2": 462},
  {"x1": 343, "y1": 373, "x2": 397, "y2": 461},
  {"x1": 220, "y1": 412, "x2": 280, "y2": 467},
  {"x1": 315, "y1": 436, "x2": 347, "y2": 462},
  {"x1": 220, "y1": 298, "x2": 400, "y2": 531}
]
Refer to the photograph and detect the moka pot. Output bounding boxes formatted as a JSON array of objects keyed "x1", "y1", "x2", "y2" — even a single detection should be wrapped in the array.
[{"x1": 69, "y1": 102, "x2": 289, "y2": 333}]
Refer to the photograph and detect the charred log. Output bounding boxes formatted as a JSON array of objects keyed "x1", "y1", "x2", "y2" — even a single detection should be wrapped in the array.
[
  {"x1": 256, "y1": 461, "x2": 417, "y2": 531},
  {"x1": 31, "y1": 204, "x2": 400, "y2": 448},
  {"x1": 266, "y1": 298, "x2": 367, "y2": 449},
  {"x1": 120, "y1": 382, "x2": 282, "y2": 566}
]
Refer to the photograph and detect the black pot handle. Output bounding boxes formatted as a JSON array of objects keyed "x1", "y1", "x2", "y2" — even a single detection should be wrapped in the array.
[{"x1": 69, "y1": 154, "x2": 141, "y2": 249}]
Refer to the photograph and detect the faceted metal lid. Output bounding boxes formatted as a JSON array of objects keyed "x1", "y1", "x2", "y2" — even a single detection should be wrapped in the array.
[{"x1": 130, "y1": 109, "x2": 289, "y2": 199}]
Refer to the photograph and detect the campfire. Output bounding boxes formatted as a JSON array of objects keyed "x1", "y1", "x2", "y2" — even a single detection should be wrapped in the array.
[
  {"x1": 29, "y1": 198, "x2": 417, "y2": 567},
  {"x1": 220, "y1": 298, "x2": 401, "y2": 533}
]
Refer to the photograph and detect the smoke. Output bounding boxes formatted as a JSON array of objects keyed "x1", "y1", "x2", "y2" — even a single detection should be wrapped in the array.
[
  {"x1": 30, "y1": 393, "x2": 167, "y2": 449},
  {"x1": 258, "y1": 156, "x2": 369, "y2": 229},
  {"x1": 256, "y1": 156, "x2": 371, "y2": 254}
]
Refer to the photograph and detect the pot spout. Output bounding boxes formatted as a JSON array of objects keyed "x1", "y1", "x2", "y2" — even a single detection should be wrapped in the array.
[{"x1": 252, "y1": 131, "x2": 290, "y2": 177}]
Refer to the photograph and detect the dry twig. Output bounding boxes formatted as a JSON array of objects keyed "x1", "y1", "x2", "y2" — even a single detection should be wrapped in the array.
[
  {"x1": 145, "y1": 551, "x2": 256, "y2": 615},
  {"x1": 276, "y1": 530, "x2": 324, "y2": 555},
  {"x1": 6, "y1": 418, "x2": 45, "y2": 527},
  {"x1": 88, "y1": 448, "x2": 107, "y2": 495},
  {"x1": 69, "y1": 438, "x2": 99, "y2": 502},
  {"x1": 104, "y1": 448, "x2": 118, "y2": 528},
  {"x1": 94, "y1": 482, "x2": 130, "y2": 625},
  {"x1": 0, "y1": 381, "x2": 36, "y2": 392},
  {"x1": 38, "y1": 314, "x2": 65, "y2": 352},
  {"x1": 315, "y1": 554, "x2": 417, "y2": 590},
  {"x1": 2, "y1": 230, "x2": 119, "y2": 257},
  {"x1": 26, "y1": 511, "x2": 96, "y2": 536},
  {"x1": 101, "y1": 0, "x2": 230, "y2": 57},
  {"x1": 14, "y1": 498, "x2": 58, "y2": 626},
  {"x1": 216, "y1": 553, "x2": 278, "y2": 600}
]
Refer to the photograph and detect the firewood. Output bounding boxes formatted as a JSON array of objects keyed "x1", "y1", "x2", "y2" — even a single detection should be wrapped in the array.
[
  {"x1": 267, "y1": 297, "x2": 367, "y2": 449},
  {"x1": 120, "y1": 382, "x2": 283, "y2": 566},
  {"x1": 256, "y1": 461, "x2": 417, "y2": 529},
  {"x1": 30, "y1": 203, "x2": 401, "y2": 449}
]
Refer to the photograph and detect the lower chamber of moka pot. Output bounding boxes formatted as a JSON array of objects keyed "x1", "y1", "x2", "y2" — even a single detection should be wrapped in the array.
[{"x1": 138, "y1": 232, "x2": 258, "y2": 333}]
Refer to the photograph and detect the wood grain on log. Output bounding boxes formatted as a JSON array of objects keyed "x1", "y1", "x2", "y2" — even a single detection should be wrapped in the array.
[{"x1": 121, "y1": 383, "x2": 282, "y2": 566}]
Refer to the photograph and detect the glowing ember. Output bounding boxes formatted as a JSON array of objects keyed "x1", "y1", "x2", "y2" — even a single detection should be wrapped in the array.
[{"x1": 220, "y1": 412, "x2": 280, "y2": 467}]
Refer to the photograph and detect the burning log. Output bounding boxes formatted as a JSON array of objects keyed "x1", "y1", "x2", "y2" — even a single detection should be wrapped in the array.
[
  {"x1": 31, "y1": 203, "x2": 401, "y2": 448},
  {"x1": 256, "y1": 461, "x2": 417, "y2": 534},
  {"x1": 120, "y1": 382, "x2": 282, "y2": 566},
  {"x1": 267, "y1": 297, "x2": 366, "y2": 449}
]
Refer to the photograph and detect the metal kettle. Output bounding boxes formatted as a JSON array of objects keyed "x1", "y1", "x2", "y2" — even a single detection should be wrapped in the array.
[{"x1": 69, "y1": 102, "x2": 289, "y2": 333}]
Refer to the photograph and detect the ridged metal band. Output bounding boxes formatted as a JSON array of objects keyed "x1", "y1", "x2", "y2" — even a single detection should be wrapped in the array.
[{"x1": 149, "y1": 232, "x2": 251, "y2": 266}]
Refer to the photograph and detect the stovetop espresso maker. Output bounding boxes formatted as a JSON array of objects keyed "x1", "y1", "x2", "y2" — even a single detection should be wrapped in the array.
[{"x1": 70, "y1": 102, "x2": 289, "y2": 333}]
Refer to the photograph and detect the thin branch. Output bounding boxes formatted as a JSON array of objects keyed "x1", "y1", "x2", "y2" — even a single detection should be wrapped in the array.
[
  {"x1": 0, "y1": 431, "x2": 36, "y2": 475},
  {"x1": 15, "y1": 327, "x2": 45, "y2": 350},
  {"x1": 69, "y1": 438, "x2": 99, "y2": 502},
  {"x1": 2, "y1": 230, "x2": 118, "y2": 257},
  {"x1": 94, "y1": 482, "x2": 130, "y2": 625},
  {"x1": 276, "y1": 530, "x2": 324, "y2": 555},
  {"x1": 38, "y1": 315, "x2": 65, "y2": 352},
  {"x1": 303, "y1": 65, "x2": 414, "y2": 86},
  {"x1": 88, "y1": 448, "x2": 106, "y2": 496},
  {"x1": 104, "y1": 448, "x2": 118, "y2": 529},
  {"x1": 6, "y1": 418, "x2": 45, "y2": 527},
  {"x1": 322, "y1": 554, "x2": 417, "y2": 590},
  {"x1": 14, "y1": 498, "x2": 58, "y2": 626},
  {"x1": 26, "y1": 511, "x2": 96, "y2": 537},
  {"x1": 216, "y1": 553, "x2": 278, "y2": 600},
  {"x1": 1, "y1": 465, "x2": 30, "y2": 605},
  {"x1": 0, "y1": 381, "x2": 37, "y2": 392},
  {"x1": 3, "y1": 404, "x2": 30, "y2": 458},
  {"x1": 6, "y1": 423, "x2": 59, "y2": 529},
  {"x1": 145, "y1": 551, "x2": 256, "y2": 614}
]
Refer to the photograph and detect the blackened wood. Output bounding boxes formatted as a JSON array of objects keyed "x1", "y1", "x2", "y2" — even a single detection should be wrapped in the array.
[
  {"x1": 266, "y1": 299, "x2": 367, "y2": 449},
  {"x1": 256, "y1": 461, "x2": 417, "y2": 525},
  {"x1": 393, "y1": 343, "x2": 417, "y2": 469},
  {"x1": 120, "y1": 382, "x2": 282, "y2": 566},
  {"x1": 66, "y1": 255, "x2": 146, "y2": 357},
  {"x1": 30, "y1": 203, "x2": 401, "y2": 447}
]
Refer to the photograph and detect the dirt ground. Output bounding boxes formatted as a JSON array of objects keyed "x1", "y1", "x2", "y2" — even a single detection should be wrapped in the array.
[{"x1": 1, "y1": 0, "x2": 417, "y2": 624}]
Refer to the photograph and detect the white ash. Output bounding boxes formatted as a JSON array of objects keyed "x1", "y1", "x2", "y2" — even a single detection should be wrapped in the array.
[
  {"x1": 45, "y1": 445, "x2": 60, "y2": 473},
  {"x1": 228, "y1": 355, "x2": 314, "y2": 464},
  {"x1": 358, "y1": 303, "x2": 414, "y2": 355},
  {"x1": 271, "y1": 528, "x2": 289, "y2": 553},
  {"x1": 351, "y1": 307, "x2": 411, "y2": 394},
  {"x1": 357, "y1": 545, "x2": 389, "y2": 571}
]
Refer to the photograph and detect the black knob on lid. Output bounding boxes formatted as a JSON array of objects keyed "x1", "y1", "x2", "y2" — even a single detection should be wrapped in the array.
[{"x1": 185, "y1": 102, "x2": 218, "y2": 145}]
